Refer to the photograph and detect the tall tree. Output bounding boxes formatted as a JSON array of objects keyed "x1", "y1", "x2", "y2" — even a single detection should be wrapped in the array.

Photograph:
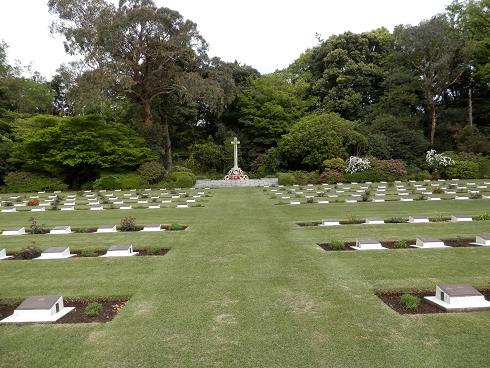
[
  {"x1": 394, "y1": 15, "x2": 470, "y2": 146},
  {"x1": 49, "y1": 0, "x2": 209, "y2": 171}
]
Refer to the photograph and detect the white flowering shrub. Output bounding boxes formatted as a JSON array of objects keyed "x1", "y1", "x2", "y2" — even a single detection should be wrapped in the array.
[
  {"x1": 425, "y1": 150, "x2": 454, "y2": 169},
  {"x1": 345, "y1": 156, "x2": 371, "y2": 174}
]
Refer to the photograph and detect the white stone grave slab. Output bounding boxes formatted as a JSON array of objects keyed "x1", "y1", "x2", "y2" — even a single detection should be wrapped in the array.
[
  {"x1": 401, "y1": 198, "x2": 414, "y2": 202},
  {"x1": 289, "y1": 201, "x2": 301, "y2": 205},
  {"x1": 49, "y1": 226, "x2": 72, "y2": 235},
  {"x1": 455, "y1": 196, "x2": 469, "y2": 200},
  {"x1": 320, "y1": 219, "x2": 340, "y2": 226},
  {"x1": 35, "y1": 246, "x2": 74, "y2": 260},
  {"x1": 1, "y1": 208, "x2": 17, "y2": 213},
  {"x1": 89, "y1": 206, "x2": 104, "y2": 211},
  {"x1": 471, "y1": 234, "x2": 490, "y2": 246},
  {"x1": 119, "y1": 205, "x2": 132, "y2": 210},
  {"x1": 161, "y1": 200, "x2": 172, "y2": 204},
  {"x1": 424, "y1": 284, "x2": 490, "y2": 311},
  {"x1": 101, "y1": 244, "x2": 138, "y2": 257},
  {"x1": 141, "y1": 224, "x2": 163, "y2": 232},
  {"x1": 451, "y1": 215, "x2": 472, "y2": 222},
  {"x1": 373, "y1": 199, "x2": 385, "y2": 202},
  {"x1": 176, "y1": 204, "x2": 189, "y2": 208},
  {"x1": 429, "y1": 197, "x2": 441, "y2": 201},
  {"x1": 318, "y1": 200, "x2": 329, "y2": 204},
  {"x1": 0, "y1": 296, "x2": 74, "y2": 323},
  {"x1": 137, "y1": 200, "x2": 148, "y2": 204},
  {"x1": 148, "y1": 205, "x2": 160, "y2": 209},
  {"x1": 60, "y1": 206, "x2": 75, "y2": 211},
  {"x1": 96, "y1": 225, "x2": 117, "y2": 233},
  {"x1": 351, "y1": 238, "x2": 387, "y2": 251},
  {"x1": 2, "y1": 227, "x2": 26, "y2": 236},
  {"x1": 365, "y1": 218, "x2": 384, "y2": 225},
  {"x1": 0, "y1": 248, "x2": 13, "y2": 260},
  {"x1": 411, "y1": 237, "x2": 448, "y2": 248},
  {"x1": 409, "y1": 216, "x2": 429, "y2": 224}
]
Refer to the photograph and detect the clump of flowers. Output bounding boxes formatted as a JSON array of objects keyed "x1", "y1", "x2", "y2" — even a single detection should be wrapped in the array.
[
  {"x1": 319, "y1": 170, "x2": 344, "y2": 184},
  {"x1": 426, "y1": 150, "x2": 454, "y2": 169},
  {"x1": 345, "y1": 156, "x2": 371, "y2": 174}
]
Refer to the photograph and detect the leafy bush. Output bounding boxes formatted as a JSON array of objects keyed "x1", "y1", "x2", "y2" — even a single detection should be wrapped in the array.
[
  {"x1": 147, "y1": 245, "x2": 161, "y2": 255},
  {"x1": 85, "y1": 303, "x2": 103, "y2": 317},
  {"x1": 329, "y1": 240, "x2": 345, "y2": 251},
  {"x1": 26, "y1": 199, "x2": 39, "y2": 206},
  {"x1": 319, "y1": 170, "x2": 344, "y2": 184},
  {"x1": 29, "y1": 217, "x2": 45, "y2": 234},
  {"x1": 474, "y1": 213, "x2": 490, "y2": 221},
  {"x1": 400, "y1": 294, "x2": 421, "y2": 310},
  {"x1": 407, "y1": 170, "x2": 432, "y2": 181},
  {"x1": 470, "y1": 192, "x2": 482, "y2": 199},
  {"x1": 120, "y1": 216, "x2": 137, "y2": 232},
  {"x1": 323, "y1": 158, "x2": 345, "y2": 173},
  {"x1": 137, "y1": 161, "x2": 167, "y2": 184},
  {"x1": 393, "y1": 240, "x2": 408, "y2": 249},
  {"x1": 444, "y1": 160, "x2": 480, "y2": 179},
  {"x1": 112, "y1": 173, "x2": 147, "y2": 189},
  {"x1": 169, "y1": 224, "x2": 185, "y2": 231},
  {"x1": 277, "y1": 172, "x2": 295, "y2": 186},
  {"x1": 93, "y1": 175, "x2": 121, "y2": 190},
  {"x1": 80, "y1": 250, "x2": 97, "y2": 257},
  {"x1": 432, "y1": 187, "x2": 444, "y2": 194},
  {"x1": 4, "y1": 171, "x2": 67, "y2": 193},
  {"x1": 168, "y1": 172, "x2": 196, "y2": 188},
  {"x1": 306, "y1": 197, "x2": 314, "y2": 204},
  {"x1": 187, "y1": 141, "x2": 226, "y2": 173},
  {"x1": 17, "y1": 244, "x2": 42, "y2": 259}
]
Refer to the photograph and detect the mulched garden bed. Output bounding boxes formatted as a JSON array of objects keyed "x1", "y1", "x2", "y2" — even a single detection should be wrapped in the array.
[
  {"x1": 0, "y1": 297, "x2": 128, "y2": 323},
  {"x1": 319, "y1": 238, "x2": 476, "y2": 251},
  {"x1": 9, "y1": 248, "x2": 170, "y2": 260},
  {"x1": 18, "y1": 224, "x2": 188, "y2": 235},
  {"x1": 376, "y1": 289, "x2": 490, "y2": 314}
]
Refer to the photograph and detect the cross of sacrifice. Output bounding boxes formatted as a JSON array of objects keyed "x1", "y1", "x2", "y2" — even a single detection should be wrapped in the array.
[{"x1": 231, "y1": 137, "x2": 240, "y2": 169}]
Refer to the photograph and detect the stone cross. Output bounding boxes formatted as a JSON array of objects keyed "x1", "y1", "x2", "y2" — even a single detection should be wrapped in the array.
[{"x1": 231, "y1": 137, "x2": 240, "y2": 169}]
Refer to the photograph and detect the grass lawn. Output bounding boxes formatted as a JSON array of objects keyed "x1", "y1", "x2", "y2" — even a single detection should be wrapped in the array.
[{"x1": 0, "y1": 187, "x2": 489, "y2": 367}]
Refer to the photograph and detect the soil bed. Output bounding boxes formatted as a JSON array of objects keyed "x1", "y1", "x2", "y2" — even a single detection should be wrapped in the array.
[
  {"x1": 0, "y1": 297, "x2": 128, "y2": 323},
  {"x1": 9, "y1": 248, "x2": 170, "y2": 260},
  {"x1": 319, "y1": 238, "x2": 476, "y2": 251},
  {"x1": 376, "y1": 289, "x2": 490, "y2": 314}
]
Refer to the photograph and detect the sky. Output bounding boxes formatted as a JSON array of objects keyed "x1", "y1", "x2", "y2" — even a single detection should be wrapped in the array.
[{"x1": 0, "y1": 0, "x2": 451, "y2": 79}]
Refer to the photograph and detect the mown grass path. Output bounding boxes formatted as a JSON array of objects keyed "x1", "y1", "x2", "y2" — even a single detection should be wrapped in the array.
[{"x1": 0, "y1": 188, "x2": 489, "y2": 367}]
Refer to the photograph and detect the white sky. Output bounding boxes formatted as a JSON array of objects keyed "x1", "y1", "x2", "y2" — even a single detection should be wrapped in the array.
[{"x1": 0, "y1": 0, "x2": 450, "y2": 79}]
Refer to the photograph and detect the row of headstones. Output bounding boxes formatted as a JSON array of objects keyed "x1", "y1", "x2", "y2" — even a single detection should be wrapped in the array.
[
  {"x1": 2, "y1": 224, "x2": 168, "y2": 236},
  {"x1": 320, "y1": 215, "x2": 475, "y2": 226},
  {"x1": 349, "y1": 235, "x2": 489, "y2": 250},
  {"x1": 2, "y1": 282, "x2": 489, "y2": 323},
  {"x1": 0, "y1": 191, "x2": 209, "y2": 212},
  {"x1": 0, "y1": 244, "x2": 137, "y2": 261}
]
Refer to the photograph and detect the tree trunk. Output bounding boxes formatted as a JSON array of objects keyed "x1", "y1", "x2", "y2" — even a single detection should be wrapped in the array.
[
  {"x1": 142, "y1": 99, "x2": 152, "y2": 125},
  {"x1": 430, "y1": 103, "x2": 437, "y2": 147},
  {"x1": 468, "y1": 88, "x2": 473, "y2": 127},
  {"x1": 161, "y1": 115, "x2": 172, "y2": 172}
]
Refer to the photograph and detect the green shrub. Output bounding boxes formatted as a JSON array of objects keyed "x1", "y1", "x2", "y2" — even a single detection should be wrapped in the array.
[
  {"x1": 306, "y1": 197, "x2": 314, "y2": 204},
  {"x1": 470, "y1": 192, "x2": 482, "y2": 199},
  {"x1": 137, "y1": 161, "x2": 167, "y2": 184},
  {"x1": 408, "y1": 170, "x2": 432, "y2": 181},
  {"x1": 85, "y1": 303, "x2": 103, "y2": 317},
  {"x1": 4, "y1": 171, "x2": 67, "y2": 193},
  {"x1": 120, "y1": 216, "x2": 137, "y2": 232},
  {"x1": 323, "y1": 158, "x2": 345, "y2": 173},
  {"x1": 393, "y1": 240, "x2": 407, "y2": 249},
  {"x1": 444, "y1": 160, "x2": 480, "y2": 179},
  {"x1": 93, "y1": 175, "x2": 121, "y2": 190},
  {"x1": 329, "y1": 240, "x2": 345, "y2": 251},
  {"x1": 113, "y1": 173, "x2": 147, "y2": 189},
  {"x1": 474, "y1": 213, "x2": 490, "y2": 221},
  {"x1": 277, "y1": 172, "x2": 295, "y2": 186},
  {"x1": 29, "y1": 217, "x2": 45, "y2": 234},
  {"x1": 80, "y1": 250, "x2": 97, "y2": 257},
  {"x1": 170, "y1": 172, "x2": 196, "y2": 188},
  {"x1": 147, "y1": 245, "x2": 161, "y2": 255},
  {"x1": 17, "y1": 244, "x2": 42, "y2": 259},
  {"x1": 400, "y1": 294, "x2": 421, "y2": 310}
]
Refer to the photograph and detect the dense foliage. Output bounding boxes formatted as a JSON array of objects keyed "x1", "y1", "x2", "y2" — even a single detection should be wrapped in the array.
[{"x1": 0, "y1": 0, "x2": 488, "y2": 190}]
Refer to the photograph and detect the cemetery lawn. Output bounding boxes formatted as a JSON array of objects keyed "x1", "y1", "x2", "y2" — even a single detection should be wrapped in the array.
[{"x1": 0, "y1": 188, "x2": 489, "y2": 367}]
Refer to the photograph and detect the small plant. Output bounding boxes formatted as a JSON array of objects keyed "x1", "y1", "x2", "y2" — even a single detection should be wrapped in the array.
[
  {"x1": 306, "y1": 197, "x2": 314, "y2": 204},
  {"x1": 417, "y1": 194, "x2": 427, "y2": 201},
  {"x1": 432, "y1": 187, "x2": 444, "y2": 194},
  {"x1": 120, "y1": 216, "x2": 137, "y2": 232},
  {"x1": 470, "y1": 193, "x2": 482, "y2": 199},
  {"x1": 400, "y1": 294, "x2": 421, "y2": 310},
  {"x1": 169, "y1": 224, "x2": 184, "y2": 231},
  {"x1": 361, "y1": 193, "x2": 369, "y2": 202},
  {"x1": 4, "y1": 201, "x2": 13, "y2": 207},
  {"x1": 26, "y1": 199, "x2": 39, "y2": 206},
  {"x1": 80, "y1": 250, "x2": 97, "y2": 257},
  {"x1": 474, "y1": 213, "x2": 490, "y2": 221},
  {"x1": 147, "y1": 245, "x2": 161, "y2": 255},
  {"x1": 329, "y1": 240, "x2": 345, "y2": 251},
  {"x1": 387, "y1": 217, "x2": 406, "y2": 223},
  {"x1": 29, "y1": 217, "x2": 45, "y2": 234},
  {"x1": 17, "y1": 243, "x2": 42, "y2": 259},
  {"x1": 85, "y1": 303, "x2": 103, "y2": 317},
  {"x1": 394, "y1": 240, "x2": 408, "y2": 249}
]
